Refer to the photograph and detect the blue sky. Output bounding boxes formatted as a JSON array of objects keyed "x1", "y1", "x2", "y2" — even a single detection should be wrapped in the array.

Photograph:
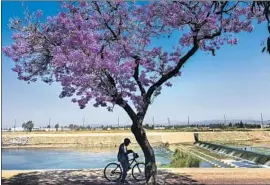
[{"x1": 2, "y1": 1, "x2": 270, "y2": 128}]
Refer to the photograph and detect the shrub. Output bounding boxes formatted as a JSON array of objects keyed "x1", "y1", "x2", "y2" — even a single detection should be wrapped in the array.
[
  {"x1": 169, "y1": 149, "x2": 200, "y2": 167},
  {"x1": 164, "y1": 142, "x2": 170, "y2": 148}
]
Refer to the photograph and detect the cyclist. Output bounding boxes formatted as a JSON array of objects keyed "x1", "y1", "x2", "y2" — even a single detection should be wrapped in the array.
[{"x1": 117, "y1": 138, "x2": 133, "y2": 184}]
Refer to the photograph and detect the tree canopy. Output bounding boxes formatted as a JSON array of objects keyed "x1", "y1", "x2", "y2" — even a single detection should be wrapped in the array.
[
  {"x1": 22, "y1": 120, "x2": 34, "y2": 132},
  {"x1": 55, "y1": 123, "x2": 60, "y2": 131},
  {"x1": 3, "y1": 1, "x2": 266, "y2": 118}
]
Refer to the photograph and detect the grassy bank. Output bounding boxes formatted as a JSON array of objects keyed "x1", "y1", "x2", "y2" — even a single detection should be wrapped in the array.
[{"x1": 163, "y1": 148, "x2": 200, "y2": 168}]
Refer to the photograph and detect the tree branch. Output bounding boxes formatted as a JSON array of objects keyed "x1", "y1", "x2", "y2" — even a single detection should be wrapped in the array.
[
  {"x1": 92, "y1": 2, "x2": 118, "y2": 40},
  {"x1": 146, "y1": 41, "x2": 199, "y2": 100},
  {"x1": 133, "y1": 56, "x2": 146, "y2": 96},
  {"x1": 116, "y1": 97, "x2": 137, "y2": 121},
  {"x1": 202, "y1": 30, "x2": 222, "y2": 40},
  {"x1": 146, "y1": 29, "x2": 221, "y2": 101},
  {"x1": 101, "y1": 69, "x2": 137, "y2": 121}
]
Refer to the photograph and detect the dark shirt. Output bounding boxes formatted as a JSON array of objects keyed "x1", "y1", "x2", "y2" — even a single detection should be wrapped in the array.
[{"x1": 117, "y1": 143, "x2": 132, "y2": 162}]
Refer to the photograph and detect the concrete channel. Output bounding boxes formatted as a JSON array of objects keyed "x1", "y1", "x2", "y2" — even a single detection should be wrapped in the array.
[
  {"x1": 176, "y1": 143, "x2": 270, "y2": 168},
  {"x1": 194, "y1": 142, "x2": 270, "y2": 168},
  {"x1": 176, "y1": 144, "x2": 232, "y2": 168}
]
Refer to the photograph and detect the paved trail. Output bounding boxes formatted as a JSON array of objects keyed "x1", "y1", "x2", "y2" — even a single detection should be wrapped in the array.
[{"x1": 2, "y1": 168, "x2": 270, "y2": 185}]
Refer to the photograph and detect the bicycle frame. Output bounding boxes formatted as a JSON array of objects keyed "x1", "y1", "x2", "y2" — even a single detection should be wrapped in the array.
[
  {"x1": 129, "y1": 157, "x2": 143, "y2": 173},
  {"x1": 111, "y1": 157, "x2": 137, "y2": 174},
  {"x1": 128, "y1": 157, "x2": 137, "y2": 168}
]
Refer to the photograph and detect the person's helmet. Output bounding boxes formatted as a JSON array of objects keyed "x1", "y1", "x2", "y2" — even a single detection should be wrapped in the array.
[{"x1": 124, "y1": 138, "x2": 131, "y2": 144}]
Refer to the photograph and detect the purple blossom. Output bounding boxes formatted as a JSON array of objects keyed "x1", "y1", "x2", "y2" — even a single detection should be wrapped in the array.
[
  {"x1": 3, "y1": 1, "x2": 266, "y2": 113},
  {"x1": 36, "y1": 10, "x2": 43, "y2": 18},
  {"x1": 228, "y1": 38, "x2": 238, "y2": 45},
  {"x1": 165, "y1": 82, "x2": 172, "y2": 87}
]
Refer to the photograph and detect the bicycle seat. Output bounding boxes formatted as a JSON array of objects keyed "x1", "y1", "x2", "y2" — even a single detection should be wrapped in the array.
[{"x1": 133, "y1": 153, "x2": 139, "y2": 158}]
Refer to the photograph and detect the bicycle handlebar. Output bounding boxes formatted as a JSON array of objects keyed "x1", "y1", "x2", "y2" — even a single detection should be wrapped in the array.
[{"x1": 128, "y1": 152, "x2": 139, "y2": 161}]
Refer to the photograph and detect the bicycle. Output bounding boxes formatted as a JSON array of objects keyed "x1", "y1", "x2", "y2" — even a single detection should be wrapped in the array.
[{"x1": 104, "y1": 152, "x2": 145, "y2": 182}]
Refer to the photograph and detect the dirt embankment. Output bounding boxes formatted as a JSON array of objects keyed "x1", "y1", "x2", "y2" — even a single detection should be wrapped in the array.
[
  {"x1": 198, "y1": 131, "x2": 270, "y2": 142},
  {"x1": 2, "y1": 131, "x2": 269, "y2": 148},
  {"x1": 1, "y1": 132, "x2": 194, "y2": 148}
]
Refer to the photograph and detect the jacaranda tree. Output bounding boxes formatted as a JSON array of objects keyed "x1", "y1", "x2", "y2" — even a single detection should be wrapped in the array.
[{"x1": 3, "y1": 1, "x2": 267, "y2": 184}]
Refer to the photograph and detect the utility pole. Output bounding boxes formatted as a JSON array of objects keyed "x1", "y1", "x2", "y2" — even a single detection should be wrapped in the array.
[
  {"x1": 83, "y1": 117, "x2": 85, "y2": 128},
  {"x1": 224, "y1": 114, "x2": 227, "y2": 125},
  {"x1": 118, "y1": 116, "x2": 120, "y2": 129},
  {"x1": 152, "y1": 116, "x2": 155, "y2": 126},
  {"x1": 167, "y1": 118, "x2": 171, "y2": 127},
  {"x1": 188, "y1": 116, "x2": 190, "y2": 127},
  {"x1": 48, "y1": 118, "x2": 51, "y2": 131},
  {"x1": 261, "y1": 113, "x2": 264, "y2": 129},
  {"x1": 14, "y1": 118, "x2": 16, "y2": 132}
]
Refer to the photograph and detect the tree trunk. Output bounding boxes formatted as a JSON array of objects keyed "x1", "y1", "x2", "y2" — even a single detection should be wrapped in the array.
[{"x1": 131, "y1": 121, "x2": 157, "y2": 185}]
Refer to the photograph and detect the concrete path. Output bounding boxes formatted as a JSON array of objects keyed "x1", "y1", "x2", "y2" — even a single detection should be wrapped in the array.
[{"x1": 2, "y1": 168, "x2": 270, "y2": 185}]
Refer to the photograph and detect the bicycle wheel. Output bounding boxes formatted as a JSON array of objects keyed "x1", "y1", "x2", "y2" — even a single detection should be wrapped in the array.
[
  {"x1": 132, "y1": 162, "x2": 145, "y2": 181},
  {"x1": 104, "y1": 162, "x2": 122, "y2": 182}
]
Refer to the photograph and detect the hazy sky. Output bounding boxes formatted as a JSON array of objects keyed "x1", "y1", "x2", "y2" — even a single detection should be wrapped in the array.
[{"x1": 2, "y1": 1, "x2": 270, "y2": 128}]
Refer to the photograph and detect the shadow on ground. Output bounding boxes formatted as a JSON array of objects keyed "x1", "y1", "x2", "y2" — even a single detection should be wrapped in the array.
[{"x1": 2, "y1": 169, "x2": 203, "y2": 185}]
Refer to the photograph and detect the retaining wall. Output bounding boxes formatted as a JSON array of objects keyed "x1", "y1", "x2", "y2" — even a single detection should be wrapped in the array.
[
  {"x1": 198, "y1": 131, "x2": 270, "y2": 142},
  {"x1": 1, "y1": 132, "x2": 194, "y2": 148},
  {"x1": 2, "y1": 131, "x2": 269, "y2": 148}
]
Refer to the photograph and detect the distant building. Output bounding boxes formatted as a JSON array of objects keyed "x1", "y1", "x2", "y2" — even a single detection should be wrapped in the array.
[
  {"x1": 95, "y1": 128, "x2": 103, "y2": 131},
  {"x1": 61, "y1": 128, "x2": 71, "y2": 131},
  {"x1": 2, "y1": 128, "x2": 11, "y2": 132},
  {"x1": 45, "y1": 128, "x2": 57, "y2": 132},
  {"x1": 32, "y1": 127, "x2": 43, "y2": 131},
  {"x1": 265, "y1": 123, "x2": 270, "y2": 128},
  {"x1": 154, "y1": 127, "x2": 165, "y2": 130},
  {"x1": 10, "y1": 127, "x2": 24, "y2": 132}
]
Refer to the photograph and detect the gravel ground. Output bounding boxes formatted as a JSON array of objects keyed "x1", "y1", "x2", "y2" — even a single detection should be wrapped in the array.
[{"x1": 2, "y1": 168, "x2": 270, "y2": 185}]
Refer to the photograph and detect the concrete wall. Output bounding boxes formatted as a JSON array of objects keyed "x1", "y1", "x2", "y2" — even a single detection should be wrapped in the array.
[{"x1": 2, "y1": 131, "x2": 270, "y2": 148}]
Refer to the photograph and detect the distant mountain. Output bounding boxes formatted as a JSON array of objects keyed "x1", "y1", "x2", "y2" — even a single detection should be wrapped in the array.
[
  {"x1": 193, "y1": 119, "x2": 264, "y2": 125},
  {"x1": 155, "y1": 119, "x2": 270, "y2": 126},
  {"x1": 47, "y1": 119, "x2": 270, "y2": 128},
  {"x1": 195, "y1": 119, "x2": 270, "y2": 125}
]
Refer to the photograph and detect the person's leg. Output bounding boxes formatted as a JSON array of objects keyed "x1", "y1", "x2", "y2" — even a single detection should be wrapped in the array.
[{"x1": 120, "y1": 160, "x2": 128, "y2": 182}]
